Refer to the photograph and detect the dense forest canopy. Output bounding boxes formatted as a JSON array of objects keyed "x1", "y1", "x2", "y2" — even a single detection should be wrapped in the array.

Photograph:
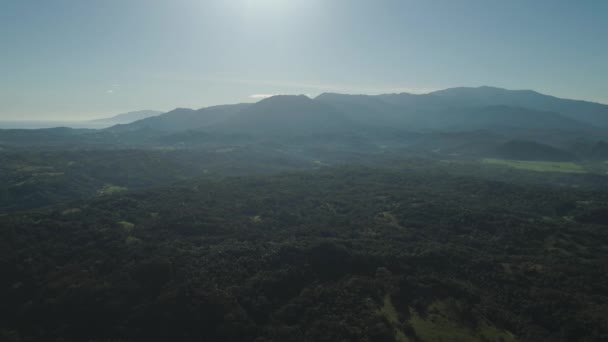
[{"x1": 2, "y1": 164, "x2": 608, "y2": 341}]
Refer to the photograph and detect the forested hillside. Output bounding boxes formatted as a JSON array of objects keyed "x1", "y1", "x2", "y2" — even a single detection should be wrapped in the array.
[{"x1": 1, "y1": 165, "x2": 608, "y2": 341}]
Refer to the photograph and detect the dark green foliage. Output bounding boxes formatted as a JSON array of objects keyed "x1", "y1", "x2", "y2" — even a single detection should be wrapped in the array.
[
  {"x1": 591, "y1": 140, "x2": 608, "y2": 160},
  {"x1": 489, "y1": 140, "x2": 577, "y2": 162},
  {"x1": 0, "y1": 149, "x2": 314, "y2": 213},
  {"x1": 1, "y1": 165, "x2": 608, "y2": 341}
]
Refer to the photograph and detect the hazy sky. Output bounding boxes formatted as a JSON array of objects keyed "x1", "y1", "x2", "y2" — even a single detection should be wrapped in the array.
[{"x1": 1, "y1": 0, "x2": 607, "y2": 120}]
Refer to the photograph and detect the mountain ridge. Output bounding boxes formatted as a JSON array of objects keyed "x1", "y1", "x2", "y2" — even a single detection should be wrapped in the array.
[
  {"x1": 90, "y1": 110, "x2": 163, "y2": 124},
  {"x1": 105, "y1": 86, "x2": 608, "y2": 138}
]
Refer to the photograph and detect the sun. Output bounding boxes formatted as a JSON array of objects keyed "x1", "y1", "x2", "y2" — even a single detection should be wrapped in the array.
[
  {"x1": 242, "y1": 0, "x2": 295, "y2": 11},
  {"x1": 245, "y1": 0, "x2": 286, "y2": 7}
]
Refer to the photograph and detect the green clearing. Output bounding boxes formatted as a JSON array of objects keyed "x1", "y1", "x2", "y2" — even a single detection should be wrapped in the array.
[
  {"x1": 17, "y1": 165, "x2": 54, "y2": 172},
  {"x1": 31, "y1": 172, "x2": 64, "y2": 177},
  {"x1": 98, "y1": 185, "x2": 128, "y2": 195},
  {"x1": 118, "y1": 221, "x2": 135, "y2": 233},
  {"x1": 379, "y1": 295, "x2": 409, "y2": 342},
  {"x1": 483, "y1": 158, "x2": 586, "y2": 173},
  {"x1": 377, "y1": 295, "x2": 515, "y2": 342},
  {"x1": 408, "y1": 300, "x2": 516, "y2": 342},
  {"x1": 125, "y1": 235, "x2": 141, "y2": 245},
  {"x1": 61, "y1": 208, "x2": 81, "y2": 216}
]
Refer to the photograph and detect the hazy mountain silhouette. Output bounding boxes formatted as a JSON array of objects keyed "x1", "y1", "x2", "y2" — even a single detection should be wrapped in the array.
[
  {"x1": 429, "y1": 86, "x2": 608, "y2": 127},
  {"x1": 108, "y1": 104, "x2": 251, "y2": 133},
  {"x1": 317, "y1": 91, "x2": 595, "y2": 132},
  {"x1": 216, "y1": 95, "x2": 353, "y2": 135},
  {"x1": 430, "y1": 105, "x2": 590, "y2": 131},
  {"x1": 107, "y1": 87, "x2": 606, "y2": 139},
  {"x1": 489, "y1": 140, "x2": 578, "y2": 161},
  {"x1": 315, "y1": 93, "x2": 407, "y2": 127},
  {"x1": 90, "y1": 110, "x2": 162, "y2": 125},
  {"x1": 590, "y1": 141, "x2": 608, "y2": 160}
]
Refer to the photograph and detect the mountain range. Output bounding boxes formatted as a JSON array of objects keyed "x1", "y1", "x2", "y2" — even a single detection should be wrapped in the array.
[
  {"x1": 3, "y1": 86, "x2": 608, "y2": 161},
  {"x1": 88, "y1": 110, "x2": 163, "y2": 126},
  {"x1": 108, "y1": 86, "x2": 608, "y2": 137}
]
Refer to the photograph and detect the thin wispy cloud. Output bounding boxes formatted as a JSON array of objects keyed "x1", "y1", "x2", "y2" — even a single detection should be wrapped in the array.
[
  {"x1": 249, "y1": 94, "x2": 276, "y2": 99},
  {"x1": 151, "y1": 72, "x2": 440, "y2": 95},
  {"x1": 106, "y1": 84, "x2": 121, "y2": 95}
]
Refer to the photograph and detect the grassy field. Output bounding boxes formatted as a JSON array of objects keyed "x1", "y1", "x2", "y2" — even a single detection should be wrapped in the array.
[
  {"x1": 379, "y1": 295, "x2": 409, "y2": 342},
  {"x1": 98, "y1": 184, "x2": 129, "y2": 195},
  {"x1": 378, "y1": 295, "x2": 515, "y2": 342},
  {"x1": 482, "y1": 158, "x2": 587, "y2": 173},
  {"x1": 407, "y1": 300, "x2": 516, "y2": 342}
]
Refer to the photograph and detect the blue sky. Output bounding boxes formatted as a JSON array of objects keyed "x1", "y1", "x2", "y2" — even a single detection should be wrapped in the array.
[{"x1": 1, "y1": 0, "x2": 607, "y2": 120}]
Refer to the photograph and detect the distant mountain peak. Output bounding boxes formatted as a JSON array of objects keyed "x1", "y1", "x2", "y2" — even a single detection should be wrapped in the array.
[
  {"x1": 103, "y1": 85, "x2": 608, "y2": 136},
  {"x1": 247, "y1": 95, "x2": 323, "y2": 114},
  {"x1": 164, "y1": 108, "x2": 196, "y2": 116},
  {"x1": 477, "y1": 85, "x2": 506, "y2": 90},
  {"x1": 432, "y1": 85, "x2": 542, "y2": 96},
  {"x1": 90, "y1": 110, "x2": 163, "y2": 124},
  {"x1": 257, "y1": 94, "x2": 312, "y2": 104}
]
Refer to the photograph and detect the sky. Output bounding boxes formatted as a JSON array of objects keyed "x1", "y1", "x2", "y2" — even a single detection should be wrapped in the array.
[{"x1": 1, "y1": 0, "x2": 607, "y2": 120}]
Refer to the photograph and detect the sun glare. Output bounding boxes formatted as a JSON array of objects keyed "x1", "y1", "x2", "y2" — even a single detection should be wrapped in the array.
[{"x1": 234, "y1": 0, "x2": 304, "y2": 15}]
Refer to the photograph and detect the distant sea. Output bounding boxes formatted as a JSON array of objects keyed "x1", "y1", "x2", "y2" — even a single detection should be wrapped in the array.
[{"x1": 0, "y1": 121, "x2": 108, "y2": 129}]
